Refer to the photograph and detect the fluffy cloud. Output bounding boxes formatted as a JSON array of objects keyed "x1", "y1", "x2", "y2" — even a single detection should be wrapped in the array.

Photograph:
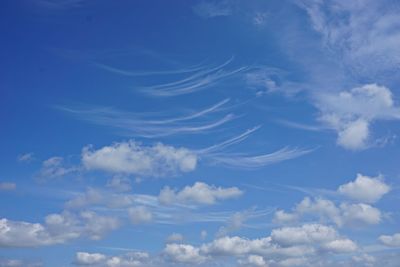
[
  {"x1": 165, "y1": 223, "x2": 357, "y2": 266},
  {"x1": 273, "y1": 197, "x2": 382, "y2": 227},
  {"x1": 379, "y1": 233, "x2": 400, "y2": 247},
  {"x1": 0, "y1": 218, "x2": 65, "y2": 247},
  {"x1": 82, "y1": 141, "x2": 197, "y2": 177},
  {"x1": 74, "y1": 251, "x2": 150, "y2": 266},
  {"x1": 239, "y1": 255, "x2": 268, "y2": 267},
  {"x1": 338, "y1": 174, "x2": 390, "y2": 203},
  {"x1": 316, "y1": 84, "x2": 400, "y2": 150},
  {"x1": 158, "y1": 182, "x2": 243, "y2": 205},
  {"x1": 0, "y1": 211, "x2": 119, "y2": 247},
  {"x1": 164, "y1": 244, "x2": 207, "y2": 264},
  {"x1": 75, "y1": 252, "x2": 106, "y2": 265}
]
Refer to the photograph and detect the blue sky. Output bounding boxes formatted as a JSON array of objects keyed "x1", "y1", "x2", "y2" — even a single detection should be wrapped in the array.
[{"x1": 1, "y1": 0, "x2": 400, "y2": 266}]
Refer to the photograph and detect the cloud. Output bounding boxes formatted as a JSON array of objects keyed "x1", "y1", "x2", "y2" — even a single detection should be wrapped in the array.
[
  {"x1": 166, "y1": 233, "x2": 184, "y2": 243},
  {"x1": 298, "y1": 0, "x2": 400, "y2": 79},
  {"x1": 17, "y1": 153, "x2": 34, "y2": 162},
  {"x1": 217, "y1": 210, "x2": 252, "y2": 237},
  {"x1": 82, "y1": 141, "x2": 197, "y2": 177},
  {"x1": 74, "y1": 251, "x2": 151, "y2": 267},
  {"x1": 207, "y1": 147, "x2": 313, "y2": 169},
  {"x1": 245, "y1": 67, "x2": 304, "y2": 96},
  {"x1": 0, "y1": 259, "x2": 42, "y2": 267},
  {"x1": 37, "y1": 156, "x2": 78, "y2": 180},
  {"x1": 273, "y1": 197, "x2": 382, "y2": 227},
  {"x1": 106, "y1": 176, "x2": 132, "y2": 192},
  {"x1": 338, "y1": 174, "x2": 390, "y2": 203},
  {"x1": 162, "y1": 223, "x2": 357, "y2": 265},
  {"x1": 138, "y1": 58, "x2": 247, "y2": 96},
  {"x1": 158, "y1": 182, "x2": 243, "y2": 205},
  {"x1": 379, "y1": 233, "x2": 400, "y2": 247},
  {"x1": 316, "y1": 83, "x2": 400, "y2": 150},
  {"x1": 239, "y1": 254, "x2": 268, "y2": 267},
  {"x1": 60, "y1": 98, "x2": 234, "y2": 138},
  {"x1": 193, "y1": 1, "x2": 232, "y2": 18},
  {"x1": 74, "y1": 252, "x2": 106, "y2": 265},
  {"x1": 164, "y1": 244, "x2": 207, "y2": 264},
  {"x1": 0, "y1": 183, "x2": 16, "y2": 191},
  {"x1": 128, "y1": 206, "x2": 153, "y2": 224},
  {"x1": 0, "y1": 211, "x2": 119, "y2": 247}
]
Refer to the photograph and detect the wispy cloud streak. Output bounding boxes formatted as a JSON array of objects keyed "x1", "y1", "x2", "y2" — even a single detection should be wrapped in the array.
[
  {"x1": 58, "y1": 98, "x2": 234, "y2": 138},
  {"x1": 206, "y1": 147, "x2": 314, "y2": 169},
  {"x1": 138, "y1": 57, "x2": 249, "y2": 96},
  {"x1": 93, "y1": 61, "x2": 208, "y2": 77}
]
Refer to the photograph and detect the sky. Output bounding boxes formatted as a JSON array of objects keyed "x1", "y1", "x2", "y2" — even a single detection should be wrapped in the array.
[{"x1": 1, "y1": 0, "x2": 400, "y2": 266}]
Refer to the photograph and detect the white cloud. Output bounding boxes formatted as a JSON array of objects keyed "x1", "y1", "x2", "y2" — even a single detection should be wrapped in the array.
[
  {"x1": 75, "y1": 252, "x2": 106, "y2": 265},
  {"x1": 0, "y1": 218, "x2": 66, "y2": 247},
  {"x1": 164, "y1": 244, "x2": 207, "y2": 264},
  {"x1": 128, "y1": 206, "x2": 153, "y2": 224},
  {"x1": 82, "y1": 141, "x2": 197, "y2": 177},
  {"x1": 273, "y1": 197, "x2": 382, "y2": 227},
  {"x1": 338, "y1": 174, "x2": 390, "y2": 203},
  {"x1": 217, "y1": 211, "x2": 250, "y2": 237},
  {"x1": 0, "y1": 183, "x2": 16, "y2": 191},
  {"x1": 316, "y1": 84, "x2": 400, "y2": 150},
  {"x1": 37, "y1": 156, "x2": 78, "y2": 180},
  {"x1": 271, "y1": 224, "x2": 338, "y2": 247},
  {"x1": 299, "y1": 0, "x2": 400, "y2": 79},
  {"x1": 163, "y1": 223, "x2": 357, "y2": 265},
  {"x1": 74, "y1": 251, "x2": 150, "y2": 267},
  {"x1": 239, "y1": 255, "x2": 268, "y2": 267},
  {"x1": 208, "y1": 147, "x2": 313, "y2": 169},
  {"x1": 379, "y1": 233, "x2": 400, "y2": 247},
  {"x1": 0, "y1": 211, "x2": 119, "y2": 247},
  {"x1": 158, "y1": 182, "x2": 242, "y2": 205}
]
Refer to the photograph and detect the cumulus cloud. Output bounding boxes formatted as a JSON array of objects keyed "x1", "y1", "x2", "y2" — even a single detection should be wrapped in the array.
[
  {"x1": 239, "y1": 254, "x2": 268, "y2": 267},
  {"x1": 273, "y1": 197, "x2": 382, "y2": 227},
  {"x1": 316, "y1": 84, "x2": 400, "y2": 150},
  {"x1": 82, "y1": 141, "x2": 197, "y2": 177},
  {"x1": 74, "y1": 252, "x2": 106, "y2": 265},
  {"x1": 74, "y1": 251, "x2": 150, "y2": 266},
  {"x1": 158, "y1": 182, "x2": 243, "y2": 205},
  {"x1": 379, "y1": 233, "x2": 400, "y2": 247},
  {"x1": 0, "y1": 211, "x2": 119, "y2": 247},
  {"x1": 338, "y1": 174, "x2": 390, "y2": 203},
  {"x1": 164, "y1": 244, "x2": 207, "y2": 264},
  {"x1": 164, "y1": 223, "x2": 357, "y2": 265}
]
